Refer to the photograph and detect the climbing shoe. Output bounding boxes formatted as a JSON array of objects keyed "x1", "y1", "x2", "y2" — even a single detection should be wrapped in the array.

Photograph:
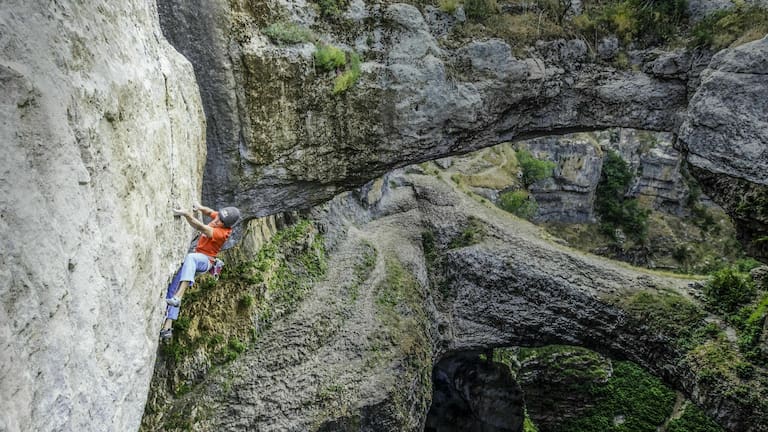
[
  {"x1": 166, "y1": 296, "x2": 181, "y2": 307},
  {"x1": 159, "y1": 329, "x2": 173, "y2": 340}
]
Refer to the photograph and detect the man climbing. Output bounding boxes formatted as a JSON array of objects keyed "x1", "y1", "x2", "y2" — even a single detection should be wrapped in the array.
[{"x1": 159, "y1": 203, "x2": 240, "y2": 339}]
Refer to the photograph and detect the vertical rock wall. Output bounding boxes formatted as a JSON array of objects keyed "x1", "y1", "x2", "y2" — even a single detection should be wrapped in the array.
[{"x1": 0, "y1": 2, "x2": 205, "y2": 431}]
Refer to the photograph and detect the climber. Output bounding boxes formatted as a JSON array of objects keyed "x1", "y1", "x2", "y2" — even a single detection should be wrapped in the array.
[{"x1": 159, "y1": 203, "x2": 240, "y2": 339}]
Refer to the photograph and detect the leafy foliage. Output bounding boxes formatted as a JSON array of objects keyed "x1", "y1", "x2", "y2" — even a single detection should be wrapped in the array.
[
  {"x1": 314, "y1": 0, "x2": 350, "y2": 17},
  {"x1": 516, "y1": 149, "x2": 556, "y2": 186},
  {"x1": 704, "y1": 266, "x2": 756, "y2": 314},
  {"x1": 552, "y1": 361, "x2": 676, "y2": 432},
  {"x1": 314, "y1": 44, "x2": 346, "y2": 72},
  {"x1": 666, "y1": 402, "x2": 725, "y2": 432},
  {"x1": 732, "y1": 293, "x2": 768, "y2": 364},
  {"x1": 464, "y1": 0, "x2": 499, "y2": 20},
  {"x1": 448, "y1": 216, "x2": 486, "y2": 248},
  {"x1": 499, "y1": 189, "x2": 538, "y2": 219},
  {"x1": 595, "y1": 150, "x2": 649, "y2": 242},
  {"x1": 439, "y1": 0, "x2": 460, "y2": 13},
  {"x1": 691, "y1": 4, "x2": 768, "y2": 50},
  {"x1": 333, "y1": 52, "x2": 361, "y2": 94},
  {"x1": 623, "y1": 290, "x2": 706, "y2": 342}
]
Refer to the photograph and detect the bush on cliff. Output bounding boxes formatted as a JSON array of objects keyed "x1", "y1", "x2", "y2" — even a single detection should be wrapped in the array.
[
  {"x1": 704, "y1": 266, "x2": 756, "y2": 314},
  {"x1": 691, "y1": 3, "x2": 768, "y2": 50},
  {"x1": 516, "y1": 149, "x2": 556, "y2": 187},
  {"x1": 499, "y1": 189, "x2": 538, "y2": 219},
  {"x1": 314, "y1": 44, "x2": 346, "y2": 71},
  {"x1": 595, "y1": 150, "x2": 649, "y2": 243}
]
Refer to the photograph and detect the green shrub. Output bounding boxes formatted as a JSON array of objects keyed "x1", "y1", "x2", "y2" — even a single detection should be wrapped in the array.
[
  {"x1": 579, "y1": 0, "x2": 687, "y2": 47},
  {"x1": 624, "y1": 290, "x2": 706, "y2": 341},
  {"x1": 734, "y1": 294, "x2": 768, "y2": 364},
  {"x1": 439, "y1": 0, "x2": 459, "y2": 13},
  {"x1": 734, "y1": 258, "x2": 762, "y2": 273},
  {"x1": 595, "y1": 150, "x2": 649, "y2": 242},
  {"x1": 448, "y1": 216, "x2": 486, "y2": 248},
  {"x1": 333, "y1": 52, "x2": 361, "y2": 94},
  {"x1": 315, "y1": 0, "x2": 349, "y2": 17},
  {"x1": 704, "y1": 267, "x2": 756, "y2": 313},
  {"x1": 314, "y1": 44, "x2": 346, "y2": 72},
  {"x1": 464, "y1": 0, "x2": 498, "y2": 21},
  {"x1": 516, "y1": 149, "x2": 556, "y2": 186},
  {"x1": 239, "y1": 293, "x2": 255, "y2": 309},
  {"x1": 499, "y1": 190, "x2": 538, "y2": 219},
  {"x1": 666, "y1": 401, "x2": 725, "y2": 432},
  {"x1": 691, "y1": 4, "x2": 768, "y2": 50},
  {"x1": 263, "y1": 21, "x2": 315, "y2": 44},
  {"x1": 553, "y1": 361, "x2": 676, "y2": 432},
  {"x1": 228, "y1": 336, "x2": 247, "y2": 354}
]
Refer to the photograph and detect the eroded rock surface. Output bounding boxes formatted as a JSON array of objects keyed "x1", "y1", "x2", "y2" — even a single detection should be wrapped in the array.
[
  {"x1": 679, "y1": 36, "x2": 768, "y2": 260},
  {"x1": 158, "y1": 0, "x2": 766, "y2": 260},
  {"x1": 0, "y1": 2, "x2": 205, "y2": 431},
  {"x1": 157, "y1": 0, "x2": 690, "y2": 218},
  {"x1": 147, "y1": 169, "x2": 767, "y2": 431}
]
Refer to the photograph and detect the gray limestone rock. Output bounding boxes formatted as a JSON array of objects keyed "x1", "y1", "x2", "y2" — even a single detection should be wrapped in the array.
[
  {"x1": 0, "y1": 1, "x2": 205, "y2": 432},
  {"x1": 679, "y1": 36, "x2": 768, "y2": 260},
  {"x1": 148, "y1": 169, "x2": 768, "y2": 432},
  {"x1": 156, "y1": 0, "x2": 690, "y2": 220},
  {"x1": 597, "y1": 36, "x2": 619, "y2": 60}
]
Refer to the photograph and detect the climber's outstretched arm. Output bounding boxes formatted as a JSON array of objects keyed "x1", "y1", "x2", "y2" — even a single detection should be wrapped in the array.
[
  {"x1": 192, "y1": 202, "x2": 215, "y2": 217},
  {"x1": 173, "y1": 208, "x2": 214, "y2": 238}
]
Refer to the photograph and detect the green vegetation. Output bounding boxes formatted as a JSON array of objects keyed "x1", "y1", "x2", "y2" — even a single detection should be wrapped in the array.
[
  {"x1": 733, "y1": 293, "x2": 768, "y2": 364},
  {"x1": 667, "y1": 401, "x2": 724, "y2": 432},
  {"x1": 438, "y1": 0, "x2": 459, "y2": 13},
  {"x1": 505, "y1": 346, "x2": 723, "y2": 432},
  {"x1": 239, "y1": 293, "x2": 255, "y2": 310},
  {"x1": 160, "y1": 220, "x2": 327, "y2": 367},
  {"x1": 450, "y1": 0, "x2": 768, "y2": 58},
  {"x1": 333, "y1": 51, "x2": 361, "y2": 94},
  {"x1": 516, "y1": 148, "x2": 556, "y2": 187},
  {"x1": 499, "y1": 189, "x2": 538, "y2": 219},
  {"x1": 314, "y1": 45, "x2": 363, "y2": 94},
  {"x1": 453, "y1": 0, "x2": 691, "y2": 56},
  {"x1": 623, "y1": 290, "x2": 706, "y2": 342},
  {"x1": 421, "y1": 230, "x2": 438, "y2": 264},
  {"x1": 464, "y1": 0, "x2": 499, "y2": 20},
  {"x1": 314, "y1": 0, "x2": 350, "y2": 17},
  {"x1": 553, "y1": 361, "x2": 676, "y2": 432},
  {"x1": 314, "y1": 44, "x2": 346, "y2": 71},
  {"x1": 448, "y1": 216, "x2": 486, "y2": 248},
  {"x1": 374, "y1": 258, "x2": 433, "y2": 420},
  {"x1": 595, "y1": 150, "x2": 649, "y2": 242},
  {"x1": 515, "y1": 345, "x2": 612, "y2": 383},
  {"x1": 691, "y1": 3, "x2": 768, "y2": 50},
  {"x1": 576, "y1": 0, "x2": 687, "y2": 46},
  {"x1": 704, "y1": 266, "x2": 756, "y2": 314},
  {"x1": 523, "y1": 412, "x2": 540, "y2": 432},
  {"x1": 349, "y1": 241, "x2": 377, "y2": 301},
  {"x1": 263, "y1": 21, "x2": 316, "y2": 44}
]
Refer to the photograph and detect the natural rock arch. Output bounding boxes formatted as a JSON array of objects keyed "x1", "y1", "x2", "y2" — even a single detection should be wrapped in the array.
[
  {"x1": 150, "y1": 170, "x2": 766, "y2": 432},
  {"x1": 157, "y1": 1, "x2": 767, "y2": 260}
]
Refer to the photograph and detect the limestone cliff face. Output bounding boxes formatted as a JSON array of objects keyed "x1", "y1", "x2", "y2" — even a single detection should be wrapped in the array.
[
  {"x1": 523, "y1": 129, "x2": 688, "y2": 223},
  {"x1": 679, "y1": 36, "x2": 768, "y2": 261},
  {"x1": 0, "y1": 2, "x2": 205, "y2": 431}
]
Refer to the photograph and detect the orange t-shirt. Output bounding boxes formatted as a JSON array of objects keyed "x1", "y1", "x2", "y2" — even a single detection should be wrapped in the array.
[{"x1": 195, "y1": 211, "x2": 232, "y2": 258}]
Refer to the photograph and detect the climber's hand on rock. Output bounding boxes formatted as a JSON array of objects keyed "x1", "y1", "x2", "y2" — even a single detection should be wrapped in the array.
[
  {"x1": 172, "y1": 208, "x2": 189, "y2": 217},
  {"x1": 192, "y1": 203, "x2": 200, "y2": 212}
]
